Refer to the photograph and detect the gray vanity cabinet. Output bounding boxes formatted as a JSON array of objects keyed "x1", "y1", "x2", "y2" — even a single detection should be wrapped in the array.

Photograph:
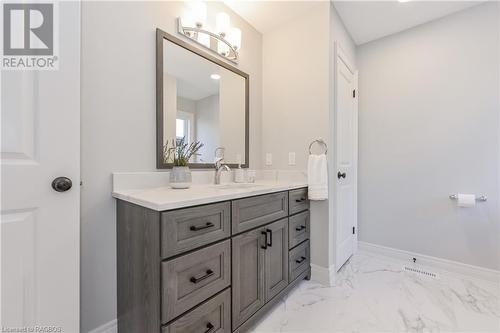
[
  {"x1": 117, "y1": 188, "x2": 310, "y2": 333},
  {"x1": 231, "y1": 217, "x2": 290, "y2": 329},
  {"x1": 264, "y1": 218, "x2": 289, "y2": 302},
  {"x1": 231, "y1": 192, "x2": 288, "y2": 234},
  {"x1": 231, "y1": 227, "x2": 266, "y2": 329}
]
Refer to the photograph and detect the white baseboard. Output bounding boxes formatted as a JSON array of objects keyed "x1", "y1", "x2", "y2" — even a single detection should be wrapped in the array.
[
  {"x1": 87, "y1": 319, "x2": 117, "y2": 333},
  {"x1": 358, "y1": 241, "x2": 500, "y2": 284},
  {"x1": 310, "y1": 263, "x2": 336, "y2": 286}
]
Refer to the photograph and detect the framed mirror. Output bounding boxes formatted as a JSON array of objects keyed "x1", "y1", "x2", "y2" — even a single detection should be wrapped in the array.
[{"x1": 156, "y1": 29, "x2": 249, "y2": 169}]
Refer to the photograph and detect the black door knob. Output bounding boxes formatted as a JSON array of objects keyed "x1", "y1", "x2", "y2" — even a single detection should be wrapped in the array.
[
  {"x1": 52, "y1": 177, "x2": 72, "y2": 192},
  {"x1": 337, "y1": 171, "x2": 347, "y2": 179}
]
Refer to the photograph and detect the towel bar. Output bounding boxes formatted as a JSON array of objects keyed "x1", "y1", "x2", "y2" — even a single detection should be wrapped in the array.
[
  {"x1": 309, "y1": 139, "x2": 328, "y2": 155},
  {"x1": 449, "y1": 194, "x2": 487, "y2": 202}
]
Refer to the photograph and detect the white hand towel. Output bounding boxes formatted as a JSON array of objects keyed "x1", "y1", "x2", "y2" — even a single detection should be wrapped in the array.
[{"x1": 308, "y1": 154, "x2": 328, "y2": 200}]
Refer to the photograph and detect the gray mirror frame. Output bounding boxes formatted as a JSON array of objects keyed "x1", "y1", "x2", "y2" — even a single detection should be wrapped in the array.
[{"x1": 156, "y1": 28, "x2": 250, "y2": 169}]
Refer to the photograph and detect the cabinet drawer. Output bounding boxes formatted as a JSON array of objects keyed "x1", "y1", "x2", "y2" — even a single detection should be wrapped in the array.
[
  {"x1": 162, "y1": 240, "x2": 231, "y2": 323},
  {"x1": 161, "y1": 202, "x2": 231, "y2": 259},
  {"x1": 289, "y1": 188, "x2": 309, "y2": 215},
  {"x1": 289, "y1": 240, "x2": 310, "y2": 282},
  {"x1": 232, "y1": 192, "x2": 288, "y2": 234},
  {"x1": 289, "y1": 211, "x2": 310, "y2": 249},
  {"x1": 162, "y1": 289, "x2": 231, "y2": 333}
]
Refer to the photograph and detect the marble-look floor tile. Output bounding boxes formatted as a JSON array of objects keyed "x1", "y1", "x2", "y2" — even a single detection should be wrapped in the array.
[{"x1": 249, "y1": 253, "x2": 500, "y2": 332}]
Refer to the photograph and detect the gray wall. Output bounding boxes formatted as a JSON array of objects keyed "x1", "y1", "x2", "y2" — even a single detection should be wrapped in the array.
[
  {"x1": 262, "y1": 2, "x2": 331, "y2": 270},
  {"x1": 261, "y1": 3, "x2": 357, "y2": 275},
  {"x1": 357, "y1": 2, "x2": 500, "y2": 270},
  {"x1": 80, "y1": 2, "x2": 262, "y2": 331}
]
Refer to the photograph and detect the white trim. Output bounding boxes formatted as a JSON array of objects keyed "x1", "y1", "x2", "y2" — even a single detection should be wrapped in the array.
[
  {"x1": 358, "y1": 241, "x2": 500, "y2": 284},
  {"x1": 86, "y1": 319, "x2": 117, "y2": 333},
  {"x1": 310, "y1": 263, "x2": 336, "y2": 286}
]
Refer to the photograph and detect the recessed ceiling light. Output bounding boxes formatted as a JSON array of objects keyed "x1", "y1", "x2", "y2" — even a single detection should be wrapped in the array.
[
  {"x1": 398, "y1": 0, "x2": 410, "y2": 2},
  {"x1": 210, "y1": 74, "x2": 221, "y2": 80}
]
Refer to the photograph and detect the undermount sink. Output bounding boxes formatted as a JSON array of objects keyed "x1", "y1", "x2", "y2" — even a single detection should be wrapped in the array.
[{"x1": 211, "y1": 183, "x2": 264, "y2": 190}]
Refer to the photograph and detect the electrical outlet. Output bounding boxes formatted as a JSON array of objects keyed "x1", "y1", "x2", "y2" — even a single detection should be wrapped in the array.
[
  {"x1": 265, "y1": 153, "x2": 272, "y2": 166},
  {"x1": 288, "y1": 152, "x2": 296, "y2": 166}
]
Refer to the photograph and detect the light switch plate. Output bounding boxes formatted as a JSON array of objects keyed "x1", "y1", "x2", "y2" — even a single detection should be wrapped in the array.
[
  {"x1": 288, "y1": 152, "x2": 296, "y2": 166},
  {"x1": 265, "y1": 153, "x2": 272, "y2": 166}
]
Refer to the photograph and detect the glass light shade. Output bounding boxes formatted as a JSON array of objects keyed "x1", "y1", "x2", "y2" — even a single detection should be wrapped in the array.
[
  {"x1": 189, "y1": 0, "x2": 207, "y2": 26},
  {"x1": 216, "y1": 12, "x2": 230, "y2": 36},
  {"x1": 197, "y1": 32, "x2": 210, "y2": 47},
  {"x1": 217, "y1": 40, "x2": 230, "y2": 56},
  {"x1": 228, "y1": 27, "x2": 241, "y2": 50},
  {"x1": 181, "y1": 14, "x2": 195, "y2": 28}
]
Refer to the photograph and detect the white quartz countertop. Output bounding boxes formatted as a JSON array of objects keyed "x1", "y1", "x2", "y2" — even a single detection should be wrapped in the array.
[{"x1": 112, "y1": 181, "x2": 308, "y2": 211}]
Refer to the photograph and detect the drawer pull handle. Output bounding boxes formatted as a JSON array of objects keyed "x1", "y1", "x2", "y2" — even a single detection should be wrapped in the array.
[
  {"x1": 266, "y1": 229, "x2": 273, "y2": 247},
  {"x1": 295, "y1": 225, "x2": 306, "y2": 231},
  {"x1": 190, "y1": 269, "x2": 214, "y2": 284},
  {"x1": 295, "y1": 256, "x2": 307, "y2": 264},
  {"x1": 190, "y1": 222, "x2": 215, "y2": 231},
  {"x1": 204, "y1": 322, "x2": 214, "y2": 333},
  {"x1": 261, "y1": 231, "x2": 268, "y2": 250},
  {"x1": 295, "y1": 197, "x2": 306, "y2": 203}
]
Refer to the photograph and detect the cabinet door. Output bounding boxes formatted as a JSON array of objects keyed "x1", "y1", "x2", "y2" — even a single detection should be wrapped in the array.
[
  {"x1": 231, "y1": 228, "x2": 266, "y2": 329},
  {"x1": 264, "y1": 218, "x2": 289, "y2": 302}
]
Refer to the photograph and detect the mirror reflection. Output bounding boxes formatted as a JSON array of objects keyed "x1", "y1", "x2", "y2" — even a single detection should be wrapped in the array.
[{"x1": 161, "y1": 37, "x2": 247, "y2": 166}]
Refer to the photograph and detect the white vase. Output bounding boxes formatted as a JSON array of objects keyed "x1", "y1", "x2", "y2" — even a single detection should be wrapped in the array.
[{"x1": 169, "y1": 166, "x2": 192, "y2": 189}]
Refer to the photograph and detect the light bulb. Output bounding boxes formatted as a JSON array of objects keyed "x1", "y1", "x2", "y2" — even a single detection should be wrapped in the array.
[
  {"x1": 216, "y1": 12, "x2": 230, "y2": 36},
  {"x1": 228, "y1": 27, "x2": 241, "y2": 50}
]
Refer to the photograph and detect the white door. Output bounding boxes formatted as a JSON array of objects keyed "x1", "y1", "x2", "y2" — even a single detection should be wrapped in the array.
[
  {"x1": 335, "y1": 45, "x2": 358, "y2": 270},
  {"x1": 1, "y1": 2, "x2": 80, "y2": 331}
]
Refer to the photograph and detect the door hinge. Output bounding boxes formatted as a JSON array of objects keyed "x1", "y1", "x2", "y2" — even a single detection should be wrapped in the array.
[
  {"x1": 352, "y1": 226, "x2": 356, "y2": 234},
  {"x1": 353, "y1": 89, "x2": 356, "y2": 98}
]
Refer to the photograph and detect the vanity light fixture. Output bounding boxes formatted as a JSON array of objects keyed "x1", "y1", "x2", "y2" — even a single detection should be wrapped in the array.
[
  {"x1": 210, "y1": 74, "x2": 221, "y2": 80},
  {"x1": 178, "y1": 4, "x2": 241, "y2": 63}
]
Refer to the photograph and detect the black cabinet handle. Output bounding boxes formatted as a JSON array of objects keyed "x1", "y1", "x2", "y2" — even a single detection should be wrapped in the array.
[
  {"x1": 261, "y1": 231, "x2": 268, "y2": 250},
  {"x1": 266, "y1": 229, "x2": 272, "y2": 247},
  {"x1": 190, "y1": 269, "x2": 214, "y2": 284},
  {"x1": 190, "y1": 222, "x2": 215, "y2": 231},
  {"x1": 337, "y1": 172, "x2": 347, "y2": 179},
  {"x1": 295, "y1": 197, "x2": 306, "y2": 203},
  {"x1": 204, "y1": 322, "x2": 214, "y2": 333},
  {"x1": 295, "y1": 256, "x2": 307, "y2": 264},
  {"x1": 295, "y1": 225, "x2": 306, "y2": 231}
]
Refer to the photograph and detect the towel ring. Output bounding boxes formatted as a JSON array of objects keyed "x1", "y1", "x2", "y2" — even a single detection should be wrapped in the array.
[{"x1": 309, "y1": 139, "x2": 328, "y2": 155}]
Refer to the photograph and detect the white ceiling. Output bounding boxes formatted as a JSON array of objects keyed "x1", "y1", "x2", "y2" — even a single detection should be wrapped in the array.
[
  {"x1": 224, "y1": 1, "x2": 483, "y2": 45},
  {"x1": 333, "y1": 1, "x2": 483, "y2": 45},
  {"x1": 223, "y1": 0, "x2": 319, "y2": 33}
]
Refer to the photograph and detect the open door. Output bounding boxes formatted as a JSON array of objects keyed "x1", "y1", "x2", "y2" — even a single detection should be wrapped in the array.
[
  {"x1": 334, "y1": 44, "x2": 358, "y2": 271},
  {"x1": 1, "y1": 2, "x2": 80, "y2": 331}
]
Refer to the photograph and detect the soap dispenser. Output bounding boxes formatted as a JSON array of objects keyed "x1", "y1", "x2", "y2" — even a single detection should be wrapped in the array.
[{"x1": 234, "y1": 162, "x2": 246, "y2": 183}]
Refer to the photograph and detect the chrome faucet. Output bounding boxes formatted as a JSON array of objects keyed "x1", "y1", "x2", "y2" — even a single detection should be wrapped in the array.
[{"x1": 214, "y1": 147, "x2": 231, "y2": 184}]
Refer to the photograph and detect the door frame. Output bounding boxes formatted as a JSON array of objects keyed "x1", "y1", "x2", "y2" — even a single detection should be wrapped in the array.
[{"x1": 333, "y1": 42, "x2": 358, "y2": 270}]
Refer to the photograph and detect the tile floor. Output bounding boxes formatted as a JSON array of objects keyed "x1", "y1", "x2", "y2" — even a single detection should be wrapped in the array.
[{"x1": 249, "y1": 252, "x2": 500, "y2": 332}]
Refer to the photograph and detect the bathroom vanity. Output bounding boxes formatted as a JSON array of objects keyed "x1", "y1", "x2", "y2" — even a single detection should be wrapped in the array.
[
  {"x1": 113, "y1": 28, "x2": 312, "y2": 333},
  {"x1": 114, "y1": 183, "x2": 311, "y2": 333}
]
